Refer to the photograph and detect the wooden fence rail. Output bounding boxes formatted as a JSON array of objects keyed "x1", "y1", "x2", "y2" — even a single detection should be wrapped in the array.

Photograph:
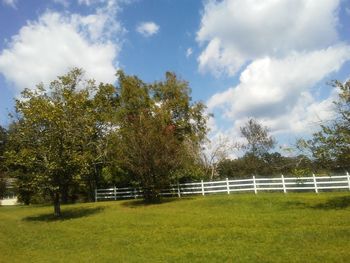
[{"x1": 95, "y1": 172, "x2": 350, "y2": 201}]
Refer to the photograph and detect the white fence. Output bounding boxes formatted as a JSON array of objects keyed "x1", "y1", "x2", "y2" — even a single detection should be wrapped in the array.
[
  {"x1": 95, "y1": 173, "x2": 350, "y2": 201},
  {"x1": 0, "y1": 197, "x2": 18, "y2": 206}
]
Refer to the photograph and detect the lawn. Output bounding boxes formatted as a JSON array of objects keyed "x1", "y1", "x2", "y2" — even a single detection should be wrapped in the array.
[{"x1": 0, "y1": 192, "x2": 349, "y2": 262}]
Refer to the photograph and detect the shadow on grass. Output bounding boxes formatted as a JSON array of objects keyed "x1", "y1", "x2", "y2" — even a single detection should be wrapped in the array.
[
  {"x1": 284, "y1": 195, "x2": 350, "y2": 210},
  {"x1": 122, "y1": 197, "x2": 191, "y2": 208},
  {"x1": 311, "y1": 196, "x2": 350, "y2": 210},
  {"x1": 23, "y1": 207, "x2": 104, "y2": 222}
]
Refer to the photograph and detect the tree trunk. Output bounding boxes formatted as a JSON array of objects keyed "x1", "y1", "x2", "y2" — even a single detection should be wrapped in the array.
[
  {"x1": 53, "y1": 192, "x2": 61, "y2": 217},
  {"x1": 210, "y1": 164, "x2": 216, "y2": 180},
  {"x1": 61, "y1": 184, "x2": 69, "y2": 204},
  {"x1": 143, "y1": 186, "x2": 161, "y2": 203}
]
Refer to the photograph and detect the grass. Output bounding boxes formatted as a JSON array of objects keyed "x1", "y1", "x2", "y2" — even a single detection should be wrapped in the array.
[{"x1": 0, "y1": 192, "x2": 350, "y2": 262}]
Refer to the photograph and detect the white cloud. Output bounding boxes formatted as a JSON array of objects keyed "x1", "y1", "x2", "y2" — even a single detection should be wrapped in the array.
[
  {"x1": 346, "y1": 7, "x2": 350, "y2": 15},
  {"x1": 78, "y1": 0, "x2": 115, "y2": 6},
  {"x1": 0, "y1": 3, "x2": 124, "y2": 92},
  {"x1": 208, "y1": 45, "x2": 350, "y2": 135},
  {"x1": 197, "y1": 0, "x2": 340, "y2": 76},
  {"x1": 77, "y1": 0, "x2": 124, "y2": 8},
  {"x1": 136, "y1": 22, "x2": 159, "y2": 37},
  {"x1": 78, "y1": 0, "x2": 92, "y2": 5},
  {"x1": 198, "y1": 0, "x2": 350, "y2": 145},
  {"x1": 53, "y1": 0, "x2": 69, "y2": 8},
  {"x1": 2, "y1": 0, "x2": 17, "y2": 8},
  {"x1": 186, "y1": 48, "x2": 193, "y2": 58}
]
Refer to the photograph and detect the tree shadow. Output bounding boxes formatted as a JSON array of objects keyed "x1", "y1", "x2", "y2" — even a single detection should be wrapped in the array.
[
  {"x1": 283, "y1": 200, "x2": 308, "y2": 209},
  {"x1": 122, "y1": 197, "x2": 191, "y2": 208},
  {"x1": 283, "y1": 195, "x2": 350, "y2": 210},
  {"x1": 23, "y1": 207, "x2": 104, "y2": 222},
  {"x1": 311, "y1": 196, "x2": 350, "y2": 210}
]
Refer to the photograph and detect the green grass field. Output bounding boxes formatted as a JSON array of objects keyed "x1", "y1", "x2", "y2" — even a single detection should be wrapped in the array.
[{"x1": 1, "y1": 192, "x2": 349, "y2": 262}]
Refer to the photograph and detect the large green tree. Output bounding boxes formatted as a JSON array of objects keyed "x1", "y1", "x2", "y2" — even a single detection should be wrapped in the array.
[
  {"x1": 5, "y1": 69, "x2": 118, "y2": 216},
  {"x1": 298, "y1": 80, "x2": 350, "y2": 172},
  {"x1": 0, "y1": 126, "x2": 7, "y2": 199},
  {"x1": 114, "y1": 71, "x2": 208, "y2": 202}
]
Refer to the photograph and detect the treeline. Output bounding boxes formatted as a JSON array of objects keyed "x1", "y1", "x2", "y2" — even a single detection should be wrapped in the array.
[
  {"x1": 0, "y1": 69, "x2": 349, "y2": 216},
  {"x1": 0, "y1": 69, "x2": 207, "y2": 216},
  {"x1": 203, "y1": 118, "x2": 315, "y2": 180}
]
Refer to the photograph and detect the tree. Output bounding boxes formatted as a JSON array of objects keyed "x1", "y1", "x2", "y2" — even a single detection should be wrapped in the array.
[
  {"x1": 239, "y1": 118, "x2": 276, "y2": 175},
  {"x1": 114, "y1": 71, "x2": 208, "y2": 202},
  {"x1": 0, "y1": 126, "x2": 7, "y2": 199},
  {"x1": 240, "y1": 118, "x2": 276, "y2": 157},
  {"x1": 297, "y1": 80, "x2": 350, "y2": 172},
  {"x1": 202, "y1": 136, "x2": 236, "y2": 180},
  {"x1": 5, "y1": 68, "x2": 118, "y2": 216}
]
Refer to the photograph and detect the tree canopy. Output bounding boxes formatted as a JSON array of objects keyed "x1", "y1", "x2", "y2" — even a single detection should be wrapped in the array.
[
  {"x1": 0, "y1": 125, "x2": 7, "y2": 199},
  {"x1": 4, "y1": 69, "x2": 208, "y2": 214},
  {"x1": 112, "y1": 71, "x2": 208, "y2": 201},
  {"x1": 5, "y1": 69, "x2": 118, "y2": 216},
  {"x1": 240, "y1": 118, "x2": 276, "y2": 158},
  {"x1": 298, "y1": 80, "x2": 350, "y2": 172}
]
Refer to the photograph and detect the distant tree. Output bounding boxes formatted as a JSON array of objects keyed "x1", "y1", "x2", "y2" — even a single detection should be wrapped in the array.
[
  {"x1": 240, "y1": 118, "x2": 276, "y2": 158},
  {"x1": 239, "y1": 118, "x2": 276, "y2": 175},
  {"x1": 297, "y1": 80, "x2": 350, "y2": 172},
  {"x1": 202, "y1": 136, "x2": 237, "y2": 180},
  {"x1": 217, "y1": 153, "x2": 314, "y2": 179},
  {"x1": 217, "y1": 158, "x2": 247, "y2": 179},
  {"x1": 5, "y1": 68, "x2": 118, "y2": 216},
  {"x1": 114, "y1": 71, "x2": 208, "y2": 202},
  {"x1": 0, "y1": 126, "x2": 6, "y2": 156},
  {"x1": 0, "y1": 126, "x2": 7, "y2": 199}
]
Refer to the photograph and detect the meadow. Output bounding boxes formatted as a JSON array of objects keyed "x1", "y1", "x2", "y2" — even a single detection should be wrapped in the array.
[{"x1": 0, "y1": 192, "x2": 349, "y2": 262}]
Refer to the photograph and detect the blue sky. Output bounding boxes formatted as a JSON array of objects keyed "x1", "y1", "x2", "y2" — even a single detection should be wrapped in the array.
[{"x1": 0, "y1": 0, "x2": 350, "y2": 151}]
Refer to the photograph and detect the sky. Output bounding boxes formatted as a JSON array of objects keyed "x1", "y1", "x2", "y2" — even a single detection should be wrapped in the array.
[{"x1": 0, "y1": 0, "x2": 350, "y2": 151}]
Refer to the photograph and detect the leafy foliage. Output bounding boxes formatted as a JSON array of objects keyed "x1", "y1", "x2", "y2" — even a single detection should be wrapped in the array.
[
  {"x1": 297, "y1": 80, "x2": 350, "y2": 172},
  {"x1": 113, "y1": 71, "x2": 208, "y2": 201},
  {"x1": 5, "y1": 69, "x2": 118, "y2": 215},
  {"x1": 217, "y1": 153, "x2": 312, "y2": 178},
  {"x1": 240, "y1": 118, "x2": 276, "y2": 158},
  {"x1": 0, "y1": 126, "x2": 7, "y2": 199},
  {"x1": 232, "y1": 118, "x2": 277, "y2": 175},
  {"x1": 4, "y1": 69, "x2": 208, "y2": 210}
]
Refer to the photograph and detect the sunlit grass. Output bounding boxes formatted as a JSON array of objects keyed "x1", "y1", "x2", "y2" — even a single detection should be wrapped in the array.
[{"x1": 1, "y1": 192, "x2": 349, "y2": 262}]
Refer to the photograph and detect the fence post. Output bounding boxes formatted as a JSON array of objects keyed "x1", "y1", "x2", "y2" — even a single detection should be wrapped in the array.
[
  {"x1": 313, "y1": 174, "x2": 318, "y2": 194},
  {"x1": 177, "y1": 182, "x2": 181, "y2": 198},
  {"x1": 226, "y1": 178, "x2": 230, "y2": 194},
  {"x1": 95, "y1": 189, "x2": 98, "y2": 202},
  {"x1": 347, "y1": 172, "x2": 350, "y2": 191},
  {"x1": 253, "y1": 176, "x2": 257, "y2": 194},
  {"x1": 201, "y1": 180, "x2": 205, "y2": 196},
  {"x1": 114, "y1": 186, "x2": 117, "y2": 200},
  {"x1": 134, "y1": 188, "x2": 137, "y2": 199},
  {"x1": 281, "y1": 174, "x2": 287, "y2": 193}
]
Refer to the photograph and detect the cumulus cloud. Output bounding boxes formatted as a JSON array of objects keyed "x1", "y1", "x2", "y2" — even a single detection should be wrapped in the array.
[
  {"x1": 136, "y1": 22, "x2": 159, "y2": 37},
  {"x1": 197, "y1": 0, "x2": 340, "y2": 76},
  {"x1": 208, "y1": 45, "x2": 350, "y2": 135},
  {"x1": 53, "y1": 0, "x2": 69, "y2": 7},
  {"x1": 186, "y1": 48, "x2": 193, "y2": 58},
  {"x1": 78, "y1": 0, "x2": 92, "y2": 5},
  {"x1": 78, "y1": 0, "x2": 117, "y2": 7},
  {"x1": 2, "y1": 0, "x2": 17, "y2": 8},
  {"x1": 198, "y1": 0, "x2": 350, "y2": 145},
  {"x1": 0, "y1": 1, "x2": 124, "y2": 93}
]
